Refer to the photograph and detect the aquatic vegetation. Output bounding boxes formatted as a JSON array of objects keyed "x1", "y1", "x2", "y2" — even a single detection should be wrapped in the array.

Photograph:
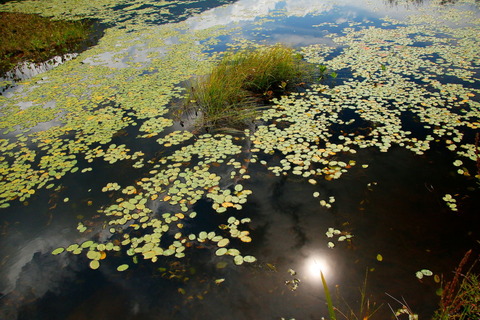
[
  {"x1": 321, "y1": 270, "x2": 337, "y2": 320},
  {"x1": 0, "y1": 1, "x2": 479, "y2": 319},
  {"x1": 433, "y1": 250, "x2": 480, "y2": 320},
  {"x1": 386, "y1": 294, "x2": 418, "y2": 320},
  {"x1": 442, "y1": 194, "x2": 458, "y2": 212},
  {"x1": 325, "y1": 228, "x2": 353, "y2": 249},
  {"x1": 51, "y1": 133, "x2": 258, "y2": 271},
  {"x1": 325, "y1": 227, "x2": 353, "y2": 249},
  {"x1": 0, "y1": 21, "x2": 224, "y2": 209},
  {"x1": 32, "y1": 0, "x2": 478, "y2": 275},
  {"x1": 415, "y1": 269, "x2": 433, "y2": 279},
  {"x1": 0, "y1": 0, "x2": 236, "y2": 29},
  {"x1": 334, "y1": 272, "x2": 383, "y2": 320},
  {"x1": 0, "y1": 12, "x2": 93, "y2": 74},
  {"x1": 185, "y1": 44, "x2": 313, "y2": 127},
  {"x1": 475, "y1": 133, "x2": 480, "y2": 180}
]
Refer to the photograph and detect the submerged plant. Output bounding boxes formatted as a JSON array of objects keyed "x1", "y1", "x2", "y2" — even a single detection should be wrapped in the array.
[{"x1": 185, "y1": 44, "x2": 313, "y2": 128}]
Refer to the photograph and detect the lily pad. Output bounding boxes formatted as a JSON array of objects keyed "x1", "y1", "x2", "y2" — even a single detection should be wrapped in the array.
[
  {"x1": 89, "y1": 260, "x2": 100, "y2": 270},
  {"x1": 117, "y1": 264, "x2": 129, "y2": 272},
  {"x1": 51, "y1": 247, "x2": 65, "y2": 255}
]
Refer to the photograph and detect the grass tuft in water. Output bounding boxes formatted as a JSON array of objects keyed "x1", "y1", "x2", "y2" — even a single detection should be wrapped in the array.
[
  {"x1": 321, "y1": 270, "x2": 337, "y2": 320},
  {"x1": 0, "y1": 12, "x2": 93, "y2": 75},
  {"x1": 333, "y1": 270, "x2": 383, "y2": 320},
  {"x1": 185, "y1": 44, "x2": 314, "y2": 128}
]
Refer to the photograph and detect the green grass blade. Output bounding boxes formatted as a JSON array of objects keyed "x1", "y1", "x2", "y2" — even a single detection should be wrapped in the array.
[{"x1": 321, "y1": 270, "x2": 337, "y2": 320}]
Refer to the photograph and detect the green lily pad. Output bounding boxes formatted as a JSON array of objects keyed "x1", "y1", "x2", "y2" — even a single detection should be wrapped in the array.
[
  {"x1": 117, "y1": 264, "x2": 129, "y2": 272},
  {"x1": 89, "y1": 260, "x2": 100, "y2": 270},
  {"x1": 51, "y1": 247, "x2": 65, "y2": 255},
  {"x1": 215, "y1": 248, "x2": 228, "y2": 256},
  {"x1": 217, "y1": 238, "x2": 230, "y2": 247}
]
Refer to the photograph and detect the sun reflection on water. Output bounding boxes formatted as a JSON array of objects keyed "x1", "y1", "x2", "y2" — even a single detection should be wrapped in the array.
[{"x1": 303, "y1": 254, "x2": 334, "y2": 282}]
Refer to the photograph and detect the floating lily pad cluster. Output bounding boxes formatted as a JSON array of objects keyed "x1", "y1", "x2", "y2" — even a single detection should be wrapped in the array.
[
  {"x1": 442, "y1": 194, "x2": 458, "y2": 212},
  {"x1": 325, "y1": 227, "x2": 353, "y2": 249},
  {"x1": 1, "y1": 0, "x2": 479, "y2": 273},
  {"x1": 415, "y1": 268, "x2": 433, "y2": 279},
  {"x1": 0, "y1": 0, "x2": 236, "y2": 30},
  {"x1": 50, "y1": 132, "x2": 258, "y2": 270},
  {"x1": 0, "y1": 18, "x2": 230, "y2": 209},
  {"x1": 247, "y1": 1, "x2": 479, "y2": 195}
]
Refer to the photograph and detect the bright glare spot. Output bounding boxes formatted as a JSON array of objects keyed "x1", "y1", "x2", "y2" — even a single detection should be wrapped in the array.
[{"x1": 305, "y1": 256, "x2": 330, "y2": 280}]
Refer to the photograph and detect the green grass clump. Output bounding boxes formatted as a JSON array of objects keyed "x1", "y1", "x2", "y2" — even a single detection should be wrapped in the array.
[
  {"x1": 186, "y1": 44, "x2": 313, "y2": 128},
  {"x1": 0, "y1": 12, "x2": 93, "y2": 74},
  {"x1": 433, "y1": 250, "x2": 480, "y2": 320}
]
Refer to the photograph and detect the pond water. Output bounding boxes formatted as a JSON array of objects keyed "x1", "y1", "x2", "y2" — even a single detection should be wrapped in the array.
[{"x1": 1, "y1": 0, "x2": 480, "y2": 319}]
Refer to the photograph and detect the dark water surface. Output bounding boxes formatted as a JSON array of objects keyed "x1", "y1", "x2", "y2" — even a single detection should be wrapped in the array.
[
  {"x1": 4, "y1": 146, "x2": 479, "y2": 319},
  {"x1": 1, "y1": 0, "x2": 480, "y2": 319}
]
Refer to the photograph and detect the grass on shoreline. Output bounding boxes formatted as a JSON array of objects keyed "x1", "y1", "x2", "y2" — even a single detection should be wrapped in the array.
[
  {"x1": 433, "y1": 250, "x2": 480, "y2": 320},
  {"x1": 0, "y1": 12, "x2": 93, "y2": 75},
  {"x1": 185, "y1": 44, "x2": 314, "y2": 128}
]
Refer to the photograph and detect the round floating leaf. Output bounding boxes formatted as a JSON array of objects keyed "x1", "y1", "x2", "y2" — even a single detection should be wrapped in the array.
[
  {"x1": 217, "y1": 238, "x2": 230, "y2": 247},
  {"x1": 67, "y1": 244, "x2": 79, "y2": 251},
  {"x1": 243, "y1": 255, "x2": 256, "y2": 263},
  {"x1": 81, "y1": 240, "x2": 94, "y2": 248},
  {"x1": 117, "y1": 264, "x2": 129, "y2": 272},
  {"x1": 89, "y1": 260, "x2": 100, "y2": 270},
  {"x1": 421, "y1": 269, "x2": 433, "y2": 276},
  {"x1": 227, "y1": 248, "x2": 240, "y2": 256},
  {"x1": 212, "y1": 236, "x2": 223, "y2": 242},
  {"x1": 87, "y1": 250, "x2": 101, "y2": 260},
  {"x1": 234, "y1": 255, "x2": 244, "y2": 265},
  {"x1": 51, "y1": 247, "x2": 65, "y2": 255},
  {"x1": 215, "y1": 248, "x2": 228, "y2": 256}
]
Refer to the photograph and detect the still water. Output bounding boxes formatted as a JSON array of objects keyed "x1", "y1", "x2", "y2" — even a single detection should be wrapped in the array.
[{"x1": 1, "y1": 0, "x2": 479, "y2": 319}]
